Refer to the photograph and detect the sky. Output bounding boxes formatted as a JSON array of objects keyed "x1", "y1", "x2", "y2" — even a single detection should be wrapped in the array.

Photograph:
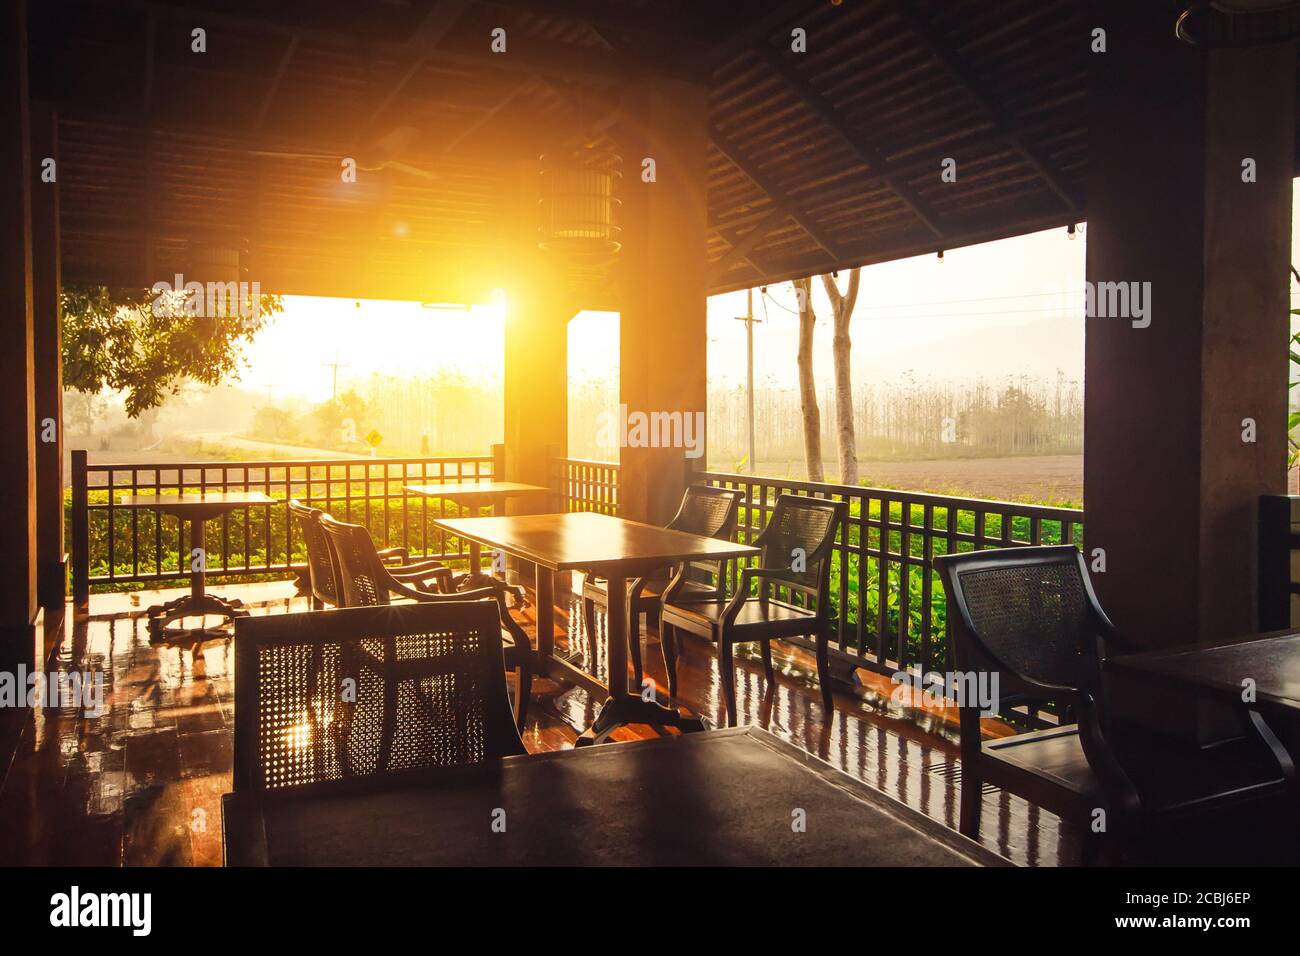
[
  {"x1": 240, "y1": 224, "x2": 1088, "y2": 404},
  {"x1": 231, "y1": 186, "x2": 1300, "y2": 404}
]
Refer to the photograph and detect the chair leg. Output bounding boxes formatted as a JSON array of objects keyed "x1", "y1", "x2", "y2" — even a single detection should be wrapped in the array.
[
  {"x1": 814, "y1": 632, "x2": 833, "y2": 714},
  {"x1": 513, "y1": 655, "x2": 532, "y2": 732},
  {"x1": 760, "y1": 638, "x2": 775, "y2": 686},
  {"x1": 661, "y1": 624, "x2": 679, "y2": 698},
  {"x1": 583, "y1": 597, "x2": 596, "y2": 645},
  {"x1": 629, "y1": 609, "x2": 644, "y2": 693},
  {"x1": 718, "y1": 637, "x2": 737, "y2": 725}
]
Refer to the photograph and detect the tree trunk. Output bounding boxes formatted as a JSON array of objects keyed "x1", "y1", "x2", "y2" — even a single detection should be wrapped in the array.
[
  {"x1": 794, "y1": 276, "x2": 824, "y2": 482},
  {"x1": 821, "y1": 269, "x2": 861, "y2": 485}
]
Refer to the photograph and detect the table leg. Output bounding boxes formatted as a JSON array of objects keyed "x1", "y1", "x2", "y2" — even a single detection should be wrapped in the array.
[
  {"x1": 535, "y1": 563, "x2": 554, "y2": 660},
  {"x1": 576, "y1": 571, "x2": 705, "y2": 746},
  {"x1": 146, "y1": 509, "x2": 249, "y2": 647},
  {"x1": 190, "y1": 516, "x2": 206, "y2": 601}
]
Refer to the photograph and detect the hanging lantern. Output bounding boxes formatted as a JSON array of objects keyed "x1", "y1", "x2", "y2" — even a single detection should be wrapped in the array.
[
  {"x1": 537, "y1": 149, "x2": 622, "y2": 261},
  {"x1": 188, "y1": 238, "x2": 245, "y2": 286}
]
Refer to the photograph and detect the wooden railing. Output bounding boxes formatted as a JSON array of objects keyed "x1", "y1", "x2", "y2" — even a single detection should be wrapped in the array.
[
  {"x1": 70, "y1": 448, "x2": 502, "y2": 603},
  {"x1": 698, "y1": 471, "x2": 1085, "y2": 685},
  {"x1": 547, "y1": 457, "x2": 1086, "y2": 714},
  {"x1": 548, "y1": 453, "x2": 620, "y2": 514}
]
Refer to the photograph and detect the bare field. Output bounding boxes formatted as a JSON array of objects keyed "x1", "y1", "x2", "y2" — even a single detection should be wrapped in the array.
[{"x1": 747, "y1": 454, "x2": 1084, "y2": 506}]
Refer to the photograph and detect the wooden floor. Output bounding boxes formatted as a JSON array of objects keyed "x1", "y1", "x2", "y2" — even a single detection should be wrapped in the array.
[{"x1": 0, "y1": 578, "x2": 1083, "y2": 866}]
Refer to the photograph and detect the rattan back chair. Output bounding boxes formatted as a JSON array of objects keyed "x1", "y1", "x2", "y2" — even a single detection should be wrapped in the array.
[
  {"x1": 660, "y1": 493, "x2": 845, "y2": 722},
  {"x1": 581, "y1": 485, "x2": 744, "y2": 689},
  {"x1": 320, "y1": 513, "x2": 533, "y2": 728},
  {"x1": 232, "y1": 601, "x2": 526, "y2": 792},
  {"x1": 935, "y1": 545, "x2": 1296, "y2": 860},
  {"x1": 289, "y1": 499, "x2": 341, "y2": 609}
]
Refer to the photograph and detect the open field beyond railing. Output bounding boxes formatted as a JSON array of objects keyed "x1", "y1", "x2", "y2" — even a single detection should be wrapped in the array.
[{"x1": 69, "y1": 449, "x2": 502, "y2": 600}]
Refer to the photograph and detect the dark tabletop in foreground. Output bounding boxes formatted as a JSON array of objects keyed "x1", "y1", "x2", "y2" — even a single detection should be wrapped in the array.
[
  {"x1": 1109, "y1": 630, "x2": 1300, "y2": 712},
  {"x1": 223, "y1": 726, "x2": 1007, "y2": 867}
]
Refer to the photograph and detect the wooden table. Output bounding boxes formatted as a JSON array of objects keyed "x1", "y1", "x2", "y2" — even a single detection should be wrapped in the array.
[
  {"x1": 403, "y1": 480, "x2": 546, "y2": 584},
  {"x1": 431, "y1": 511, "x2": 758, "y2": 743},
  {"x1": 114, "y1": 492, "x2": 276, "y2": 644},
  {"x1": 222, "y1": 726, "x2": 1008, "y2": 866},
  {"x1": 1108, "y1": 630, "x2": 1300, "y2": 719}
]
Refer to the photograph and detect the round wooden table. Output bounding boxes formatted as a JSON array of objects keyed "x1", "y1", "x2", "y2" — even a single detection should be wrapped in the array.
[{"x1": 115, "y1": 492, "x2": 276, "y2": 646}]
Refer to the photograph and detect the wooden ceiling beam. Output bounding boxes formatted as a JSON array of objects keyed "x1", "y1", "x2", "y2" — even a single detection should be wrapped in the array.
[
  {"x1": 476, "y1": 0, "x2": 696, "y2": 49},
  {"x1": 707, "y1": 205, "x2": 1076, "y2": 296},
  {"x1": 893, "y1": 0, "x2": 1082, "y2": 218},
  {"x1": 707, "y1": 0, "x2": 812, "y2": 68},
  {"x1": 141, "y1": 12, "x2": 156, "y2": 116},
  {"x1": 254, "y1": 33, "x2": 300, "y2": 130},
  {"x1": 755, "y1": 44, "x2": 946, "y2": 240},
  {"x1": 439, "y1": 76, "x2": 535, "y2": 154},
  {"x1": 709, "y1": 205, "x2": 789, "y2": 281},
  {"x1": 710, "y1": 124, "x2": 841, "y2": 261},
  {"x1": 70, "y1": 0, "x2": 633, "y2": 84},
  {"x1": 368, "y1": 0, "x2": 470, "y2": 125}
]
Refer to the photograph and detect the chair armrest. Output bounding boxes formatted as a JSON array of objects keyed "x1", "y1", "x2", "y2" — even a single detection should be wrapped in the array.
[
  {"x1": 389, "y1": 579, "x2": 532, "y2": 653},
  {"x1": 391, "y1": 564, "x2": 454, "y2": 592},
  {"x1": 377, "y1": 546, "x2": 410, "y2": 564},
  {"x1": 720, "y1": 566, "x2": 794, "y2": 624},
  {"x1": 1096, "y1": 622, "x2": 1141, "y2": 657},
  {"x1": 738, "y1": 566, "x2": 799, "y2": 586},
  {"x1": 388, "y1": 557, "x2": 449, "y2": 574}
]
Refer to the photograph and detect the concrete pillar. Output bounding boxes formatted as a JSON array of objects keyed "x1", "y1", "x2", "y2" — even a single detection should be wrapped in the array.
[
  {"x1": 0, "y1": 0, "x2": 38, "y2": 761},
  {"x1": 616, "y1": 79, "x2": 710, "y2": 525},
  {"x1": 1084, "y1": 2, "x2": 1294, "y2": 648},
  {"x1": 31, "y1": 102, "x2": 65, "y2": 617},
  {"x1": 501, "y1": 162, "x2": 570, "y2": 510}
]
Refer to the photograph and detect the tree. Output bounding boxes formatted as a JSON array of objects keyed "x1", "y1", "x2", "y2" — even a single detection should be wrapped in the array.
[
  {"x1": 251, "y1": 405, "x2": 301, "y2": 443},
  {"x1": 61, "y1": 284, "x2": 283, "y2": 417},
  {"x1": 794, "y1": 276, "x2": 824, "y2": 482},
  {"x1": 821, "y1": 268, "x2": 862, "y2": 485}
]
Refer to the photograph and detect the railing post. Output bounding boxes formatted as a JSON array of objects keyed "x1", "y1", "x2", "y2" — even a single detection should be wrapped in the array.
[
  {"x1": 544, "y1": 443, "x2": 560, "y2": 512},
  {"x1": 490, "y1": 443, "x2": 505, "y2": 481},
  {"x1": 71, "y1": 449, "x2": 89, "y2": 611}
]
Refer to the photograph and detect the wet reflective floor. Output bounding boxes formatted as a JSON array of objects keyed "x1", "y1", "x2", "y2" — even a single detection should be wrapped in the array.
[{"x1": 0, "y1": 579, "x2": 1080, "y2": 866}]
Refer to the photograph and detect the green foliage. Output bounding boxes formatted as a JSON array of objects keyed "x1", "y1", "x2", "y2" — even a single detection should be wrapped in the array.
[
  {"x1": 734, "y1": 497, "x2": 1082, "y2": 675},
  {"x1": 61, "y1": 284, "x2": 283, "y2": 417},
  {"x1": 66, "y1": 482, "x2": 480, "y2": 593}
]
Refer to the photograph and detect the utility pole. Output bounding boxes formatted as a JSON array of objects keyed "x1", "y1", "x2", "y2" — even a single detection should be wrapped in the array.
[
  {"x1": 734, "y1": 287, "x2": 760, "y2": 474},
  {"x1": 321, "y1": 352, "x2": 350, "y2": 402}
]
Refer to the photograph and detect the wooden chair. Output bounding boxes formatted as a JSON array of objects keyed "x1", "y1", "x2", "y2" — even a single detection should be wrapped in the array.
[
  {"x1": 232, "y1": 601, "x2": 526, "y2": 792},
  {"x1": 935, "y1": 544, "x2": 1297, "y2": 862},
  {"x1": 581, "y1": 485, "x2": 743, "y2": 689},
  {"x1": 660, "y1": 493, "x2": 846, "y2": 723},
  {"x1": 320, "y1": 514, "x2": 533, "y2": 729},
  {"x1": 289, "y1": 498, "x2": 453, "y2": 608}
]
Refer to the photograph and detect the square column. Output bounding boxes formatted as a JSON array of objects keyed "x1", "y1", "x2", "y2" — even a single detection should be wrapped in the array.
[
  {"x1": 31, "y1": 102, "x2": 64, "y2": 618},
  {"x1": 0, "y1": 0, "x2": 38, "y2": 762},
  {"x1": 616, "y1": 79, "x2": 710, "y2": 524},
  {"x1": 1085, "y1": 3, "x2": 1295, "y2": 648}
]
